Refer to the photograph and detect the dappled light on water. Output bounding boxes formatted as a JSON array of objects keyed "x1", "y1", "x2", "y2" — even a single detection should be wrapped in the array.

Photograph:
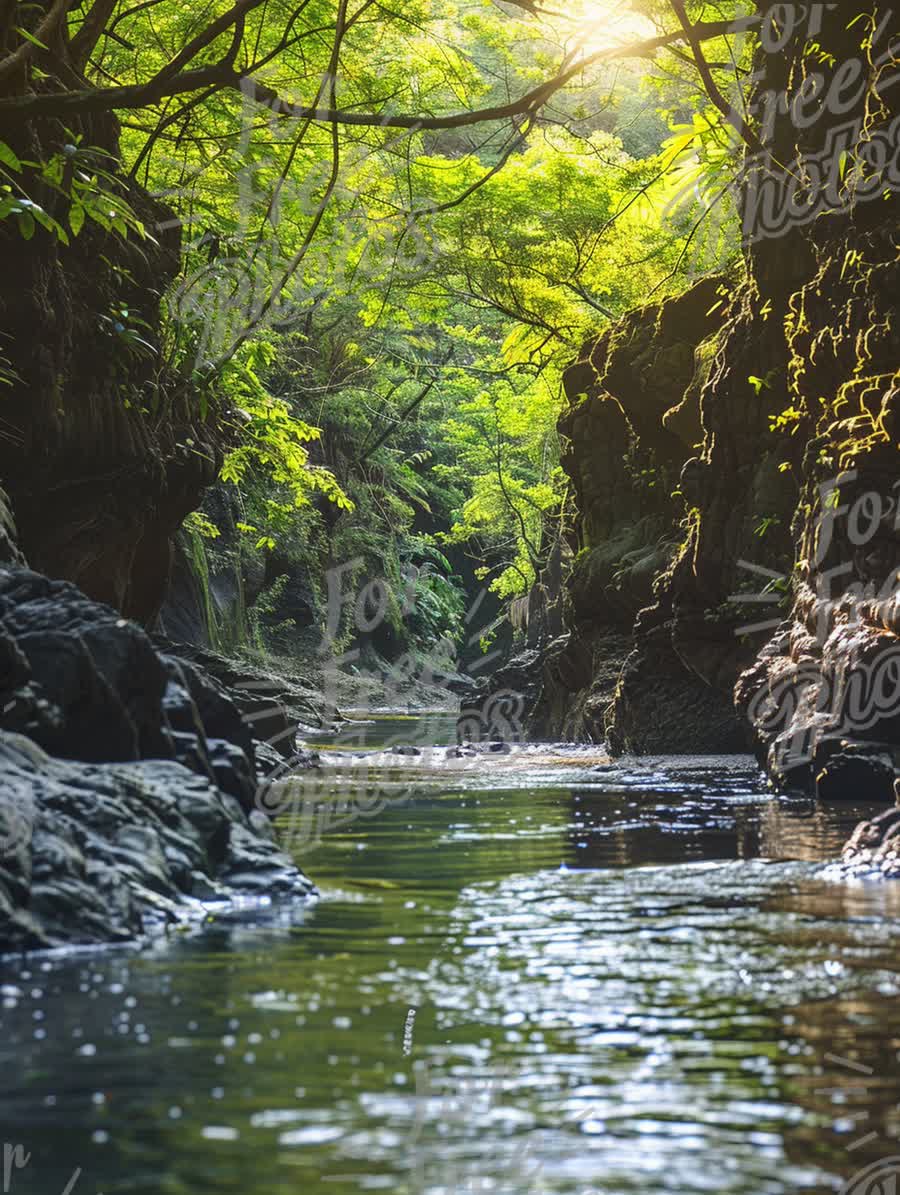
[{"x1": 2, "y1": 724, "x2": 900, "y2": 1193}]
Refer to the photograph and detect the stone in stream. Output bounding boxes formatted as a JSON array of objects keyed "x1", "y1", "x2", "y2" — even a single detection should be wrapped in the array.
[
  {"x1": 842, "y1": 780, "x2": 900, "y2": 877},
  {"x1": 0, "y1": 730, "x2": 314, "y2": 952}
]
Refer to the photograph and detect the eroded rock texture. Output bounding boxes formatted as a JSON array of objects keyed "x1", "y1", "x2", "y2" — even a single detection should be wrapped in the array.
[
  {"x1": 0, "y1": 732, "x2": 312, "y2": 952},
  {"x1": 0, "y1": 566, "x2": 314, "y2": 952},
  {"x1": 517, "y1": 275, "x2": 748, "y2": 748},
  {"x1": 534, "y1": 1, "x2": 899, "y2": 797},
  {"x1": 0, "y1": 101, "x2": 226, "y2": 622},
  {"x1": 731, "y1": 3, "x2": 900, "y2": 799}
]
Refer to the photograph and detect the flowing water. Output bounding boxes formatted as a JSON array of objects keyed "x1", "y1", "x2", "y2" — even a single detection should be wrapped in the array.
[{"x1": 4, "y1": 715, "x2": 900, "y2": 1194}]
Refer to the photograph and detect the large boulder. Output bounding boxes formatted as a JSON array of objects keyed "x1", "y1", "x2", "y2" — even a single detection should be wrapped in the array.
[
  {"x1": 0, "y1": 731, "x2": 312, "y2": 953},
  {"x1": 0, "y1": 565, "x2": 316, "y2": 950},
  {"x1": 0, "y1": 567, "x2": 170, "y2": 761},
  {"x1": 0, "y1": 567, "x2": 260, "y2": 805}
]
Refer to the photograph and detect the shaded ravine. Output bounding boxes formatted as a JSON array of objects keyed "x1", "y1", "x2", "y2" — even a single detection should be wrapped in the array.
[{"x1": 2, "y1": 721, "x2": 900, "y2": 1194}]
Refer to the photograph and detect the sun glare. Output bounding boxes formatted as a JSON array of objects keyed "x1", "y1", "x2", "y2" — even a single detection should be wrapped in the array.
[{"x1": 574, "y1": 0, "x2": 656, "y2": 57}]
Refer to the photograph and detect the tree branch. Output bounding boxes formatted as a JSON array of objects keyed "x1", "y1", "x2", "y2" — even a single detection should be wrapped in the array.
[
  {"x1": 561, "y1": 281, "x2": 618, "y2": 320},
  {"x1": 668, "y1": 0, "x2": 763, "y2": 153},
  {"x1": 0, "y1": 16, "x2": 758, "y2": 123},
  {"x1": 128, "y1": 84, "x2": 219, "y2": 180},
  {"x1": 70, "y1": 0, "x2": 120, "y2": 71},
  {"x1": 208, "y1": 0, "x2": 351, "y2": 367},
  {"x1": 142, "y1": 0, "x2": 266, "y2": 95},
  {"x1": 489, "y1": 412, "x2": 542, "y2": 568},
  {"x1": 357, "y1": 348, "x2": 453, "y2": 463},
  {"x1": 0, "y1": 0, "x2": 71, "y2": 89}
]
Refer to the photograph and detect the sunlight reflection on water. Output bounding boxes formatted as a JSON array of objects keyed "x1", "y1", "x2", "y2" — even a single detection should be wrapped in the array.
[{"x1": 1, "y1": 729, "x2": 899, "y2": 1194}]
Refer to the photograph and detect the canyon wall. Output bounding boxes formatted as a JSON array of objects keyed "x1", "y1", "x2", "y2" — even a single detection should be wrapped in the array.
[
  {"x1": 0, "y1": 99, "x2": 226, "y2": 622},
  {"x1": 536, "y1": 1, "x2": 899, "y2": 796}
]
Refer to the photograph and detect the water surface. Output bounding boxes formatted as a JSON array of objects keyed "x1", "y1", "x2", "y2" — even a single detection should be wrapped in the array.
[{"x1": 3, "y1": 721, "x2": 900, "y2": 1194}]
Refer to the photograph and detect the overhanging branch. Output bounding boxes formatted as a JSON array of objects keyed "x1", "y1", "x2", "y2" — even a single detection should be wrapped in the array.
[
  {"x1": 0, "y1": 16, "x2": 758, "y2": 125},
  {"x1": 669, "y1": 0, "x2": 763, "y2": 153}
]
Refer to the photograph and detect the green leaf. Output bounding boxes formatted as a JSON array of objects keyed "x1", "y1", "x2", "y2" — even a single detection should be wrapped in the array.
[
  {"x1": 14, "y1": 25, "x2": 49, "y2": 49},
  {"x1": 184, "y1": 511, "x2": 221, "y2": 539},
  {"x1": 748, "y1": 375, "x2": 768, "y2": 396},
  {"x1": 0, "y1": 142, "x2": 21, "y2": 172}
]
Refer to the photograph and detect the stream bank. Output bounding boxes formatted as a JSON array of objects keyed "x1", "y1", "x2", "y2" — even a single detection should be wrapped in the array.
[{"x1": 0, "y1": 561, "x2": 322, "y2": 952}]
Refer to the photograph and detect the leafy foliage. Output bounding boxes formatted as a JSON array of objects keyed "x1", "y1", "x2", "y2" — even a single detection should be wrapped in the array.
[
  {"x1": 195, "y1": 339, "x2": 349, "y2": 551},
  {"x1": 0, "y1": 0, "x2": 761, "y2": 643}
]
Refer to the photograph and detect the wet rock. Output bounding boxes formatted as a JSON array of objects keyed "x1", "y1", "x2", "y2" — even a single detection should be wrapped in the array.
[
  {"x1": 0, "y1": 566, "x2": 316, "y2": 951},
  {"x1": 541, "y1": 277, "x2": 741, "y2": 750},
  {"x1": 0, "y1": 567, "x2": 268, "y2": 801},
  {"x1": 190, "y1": 872, "x2": 231, "y2": 901},
  {"x1": 842, "y1": 783, "x2": 900, "y2": 875},
  {"x1": 218, "y1": 821, "x2": 310, "y2": 897},
  {"x1": 816, "y1": 744, "x2": 896, "y2": 803},
  {"x1": 484, "y1": 276, "x2": 746, "y2": 749},
  {"x1": 0, "y1": 730, "x2": 314, "y2": 952},
  {"x1": 254, "y1": 738, "x2": 288, "y2": 778},
  {"x1": 249, "y1": 810, "x2": 277, "y2": 843},
  {"x1": 608, "y1": 620, "x2": 750, "y2": 755},
  {"x1": 205, "y1": 738, "x2": 257, "y2": 811},
  {"x1": 0, "y1": 567, "x2": 169, "y2": 762},
  {"x1": 152, "y1": 636, "x2": 337, "y2": 756},
  {"x1": 737, "y1": 616, "x2": 900, "y2": 800},
  {"x1": 162, "y1": 654, "x2": 253, "y2": 757},
  {"x1": 458, "y1": 670, "x2": 532, "y2": 745}
]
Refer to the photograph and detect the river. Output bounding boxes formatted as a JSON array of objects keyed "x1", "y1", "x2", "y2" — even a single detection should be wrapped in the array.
[{"x1": 3, "y1": 715, "x2": 900, "y2": 1194}]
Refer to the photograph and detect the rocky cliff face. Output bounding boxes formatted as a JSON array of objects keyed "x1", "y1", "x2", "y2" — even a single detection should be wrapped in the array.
[
  {"x1": 552, "y1": 274, "x2": 759, "y2": 752},
  {"x1": 734, "y1": 215, "x2": 900, "y2": 800},
  {"x1": 512, "y1": 272, "x2": 764, "y2": 750},
  {"x1": 536, "y1": 1, "x2": 899, "y2": 795},
  {"x1": 0, "y1": 102, "x2": 226, "y2": 623}
]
